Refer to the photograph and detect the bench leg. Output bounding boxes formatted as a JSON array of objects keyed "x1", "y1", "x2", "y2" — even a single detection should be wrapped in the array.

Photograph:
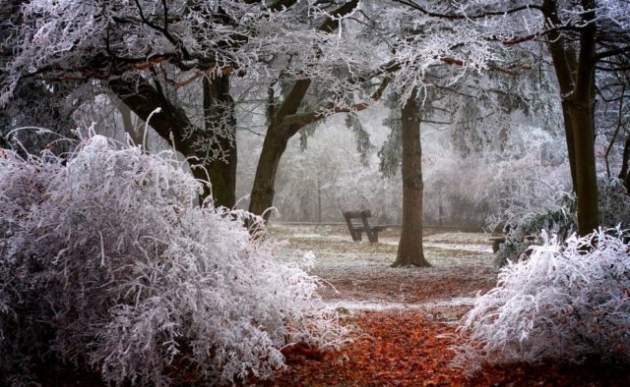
[{"x1": 368, "y1": 230, "x2": 378, "y2": 243}]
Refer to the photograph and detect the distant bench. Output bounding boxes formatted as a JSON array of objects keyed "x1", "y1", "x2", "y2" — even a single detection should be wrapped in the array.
[{"x1": 342, "y1": 210, "x2": 388, "y2": 243}]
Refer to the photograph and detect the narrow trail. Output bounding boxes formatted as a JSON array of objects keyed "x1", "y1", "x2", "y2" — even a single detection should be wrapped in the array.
[
  {"x1": 266, "y1": 311, "x2": 630, "y2": 387},
  {"x1": 265, "y1": 225, "x2": 630, "y2": 386}
]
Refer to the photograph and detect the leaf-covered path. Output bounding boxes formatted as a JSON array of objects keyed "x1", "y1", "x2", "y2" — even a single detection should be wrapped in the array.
[
  {"x1": 266, "y1": 311, "x2": 630, "y2": 387},
  {"x1": 266, "y1": 224, "x2": 630, "y2": 386}
]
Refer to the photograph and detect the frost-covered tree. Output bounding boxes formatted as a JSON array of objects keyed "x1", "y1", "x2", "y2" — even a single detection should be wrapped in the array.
[
  {"x1": 365, "y1": 1, "x2": 509, "y2": 266},
  {"x1": 388, "y1": 0, "x2": 630, "y2": 236},
  {"x1": 0, "y1": 1, "x2": 78, "y2": 153},
  {"x1": 1, "y1": 0, "x2": 367, "y2": 208},
  {"x1": 247, "y1": 0, "x2": 390, "y2": 218},
  {"x1": 432, "y1": 0, "x2": 627, "y2": 234}
]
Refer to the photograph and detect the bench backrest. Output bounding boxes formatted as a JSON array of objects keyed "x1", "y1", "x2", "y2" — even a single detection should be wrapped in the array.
[
  {"x1": 343, "y1": 210, "x2": 372, "y2": 229},
  {"x1": 344, "y1": 210, "x2": 370, "y2": 240},
  {"x1": 342, "y1": 210, "x2": 382, "y2": 243}
]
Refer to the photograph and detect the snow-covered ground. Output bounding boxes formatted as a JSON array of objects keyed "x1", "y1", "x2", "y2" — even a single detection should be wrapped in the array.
[{"x1": 269, "y1": 224, "x2": 497, "y2": 318}]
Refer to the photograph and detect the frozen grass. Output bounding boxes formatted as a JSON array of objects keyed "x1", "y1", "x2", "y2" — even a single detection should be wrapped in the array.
[
  {"x1": 269, "y1": 224, "x2": 494, "y2": 268},
  {"x1": 324, "y1": 296, "x2": 476, "y2": 312},
  {"x1": 267, "y1": 224, "x2": 497, "y2": 309}
]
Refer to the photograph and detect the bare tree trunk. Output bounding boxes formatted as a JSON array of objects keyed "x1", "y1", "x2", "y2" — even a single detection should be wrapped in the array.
[
  {"x1": 568, "y1": 98, "x2": 599, "y2": 234},
  {"x1": 543, "y1": 0, "x2": 599, "y2": 235},
  {"x1": 570, "y1": 0, "x2": 599, "y2": 235},
  {"x1": 203, "y1": 75, "x2": 237, "y2": 208},
  {"x1": 393, "y1": 89, "x2": 430, "y2": 267},
  {"x1": 249, "y1": 124, "x2": 289, "y2": 218},
  {"x1": 248, "y1": 79, "x2": 311, "y2": 218}
]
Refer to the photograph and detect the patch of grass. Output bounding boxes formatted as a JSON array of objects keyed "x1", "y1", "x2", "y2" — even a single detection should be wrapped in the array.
[{"x1": 287, "y1": 237, "x2": 399, "y2": 255}]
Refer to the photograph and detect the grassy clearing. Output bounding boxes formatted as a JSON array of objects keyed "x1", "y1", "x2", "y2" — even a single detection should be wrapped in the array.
[
  {"x1": 269, "y1": 223, "x2": 493, "y2": 267},
  {"x1": 268, "y1": 224, "x2": 498, "y2": 307}
]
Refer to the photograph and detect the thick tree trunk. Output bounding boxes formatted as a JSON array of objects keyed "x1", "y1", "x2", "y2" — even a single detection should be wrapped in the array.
[
  {"x1": 248, "y1": 79, "x2": 311, "y2": 218},
  {"x1": 568, "y1": 98, "x2": 599, "y2": 234},
  {"x1": 203, "y1": 75, "x2": 237, "y2": 208},
  {"x1": 248, "y1": 125, "x2": 289, "y2": 219},
  {"x1": 570, "y1": 0, "x2": 599, "y2": 235},
  {"x1": 543, "y1": 0, "x2": 599, "y2": 235},
  {"x1": 393, "y1": 89, "x2": 431, "y2": 267}
]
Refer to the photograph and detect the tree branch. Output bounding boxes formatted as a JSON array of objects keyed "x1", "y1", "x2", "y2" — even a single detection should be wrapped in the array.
[
  {"x1": 392, "y1": 0, "x2": 543, "y2": 20},
  {"x1": 280, "y1": 77, "x2": 391, "y2": 134}
]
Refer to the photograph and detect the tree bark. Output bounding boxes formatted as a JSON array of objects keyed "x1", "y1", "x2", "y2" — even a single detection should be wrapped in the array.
[
  {"x1": 248, "y1": 79, "x2": 311, "y2": 218},
  {"x1": 543, "y1": 0, "x2": 579, "y2": 192},
  {"x1": 568, "y1": 97, "x2": 599, "y2": 234},
  {"x1": 619, "y1": 134, "x2": 630, "y2": 191},
  {"x1": 569, "y1": 0, "x2": 599, "y2": 235},
  {"x1": 248, "y1": 124, "x2": 290, "y2": 218},
  {"x1": 543, "y1": 0, "x2": 599, "y2": 235},
  {"x1": 109, "y1": 74, "x2": 237, "y2": 207},
  {"x1": 392, "y1": 89, "x2": 431, "y2": 267},
  {"x1": 203, "y1": 75, "x2": 237, "y2": 208}
]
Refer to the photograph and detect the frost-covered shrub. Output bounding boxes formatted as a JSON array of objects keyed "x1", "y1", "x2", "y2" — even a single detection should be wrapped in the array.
[
  {"x1": 492, "y1": 177, "x2": 630, "y2": 267},
  {"x1": 0, "y1": 135, "x2": 344, "y2": 386},
  {"x1": 599, "y1": 177, "x2": 630, "y2": 226},
  {"x1": 456, "y1": 229, "x2": 630, "y2": 370},
  {"x1": 493, "y1": 194, "x2": 575, "y2": 267}
]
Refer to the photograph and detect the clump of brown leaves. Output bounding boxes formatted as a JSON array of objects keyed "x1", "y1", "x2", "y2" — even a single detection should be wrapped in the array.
[{"x1": 266, "y1": 311, "x2": 630, "y2": 387}]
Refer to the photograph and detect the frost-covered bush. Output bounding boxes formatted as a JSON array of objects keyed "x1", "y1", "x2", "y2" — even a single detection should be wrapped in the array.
[
  {"x1": 599, "y1": 177, "x2": 630, "y2": 226},
  {"x1": 492, "y1": 194, "x2": 575, "y2": 267},
  {"x1": 456, "y1": 229, "x2": 630, "y2": 370},
  {"x1": 492, "y1": 177, "x2": 630, "y2": 267},
  {"x1": 0, "y1": 135, "x2": 344, "y2": 386}
]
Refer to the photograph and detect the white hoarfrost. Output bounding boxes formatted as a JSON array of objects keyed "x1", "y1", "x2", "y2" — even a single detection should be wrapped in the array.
[
  {"x1": 0, "y1": 135, "x2": 345, "y2": 386},
  {"x1": 455, "y1": 229, "x2": 630, "y2": 370}
]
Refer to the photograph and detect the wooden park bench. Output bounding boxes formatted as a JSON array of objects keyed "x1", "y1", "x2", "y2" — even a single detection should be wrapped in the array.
[{"x1": 342, "y1": 210, "x2": 387, "y2": 243}]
